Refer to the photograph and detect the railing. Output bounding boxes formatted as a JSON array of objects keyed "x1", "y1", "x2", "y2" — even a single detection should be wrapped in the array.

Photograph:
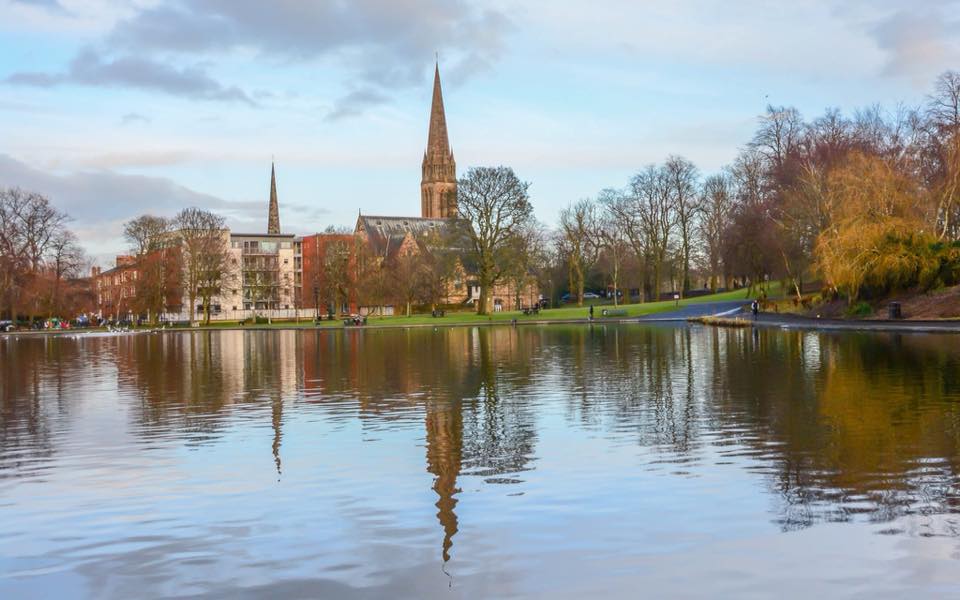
[{"x1": 159, "y1": 308, "x2": 311, "y2": 322}]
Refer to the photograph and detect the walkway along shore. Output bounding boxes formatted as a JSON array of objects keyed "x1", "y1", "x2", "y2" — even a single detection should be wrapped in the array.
[
  {"x1": 6, "y1": 317, "x2": 960, "y2": 337},
  {"x1": 690, "y1": 311, "x2": 960, "y2": 335},
  {"x1": 5, "y1": 301, "x2": 960, "y2": 336}
]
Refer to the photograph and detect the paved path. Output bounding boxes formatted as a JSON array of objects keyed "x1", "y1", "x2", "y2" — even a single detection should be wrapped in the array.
[
  {"x1": 636, "y1": 300, "x2": 747, "y2": 321},
  {"x1": 746, "y1": 312, "x2": 960, "y2": 334},
  {"x1": 635, "y1": 300, "x2": 960, "y2": 333}
]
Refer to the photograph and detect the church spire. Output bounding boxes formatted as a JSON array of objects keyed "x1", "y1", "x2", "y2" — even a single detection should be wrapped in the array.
[
  {"x1": 267, "y1": 161, "x2": 280, "y2": 234},
  {"x1": 426, "y1": 61, "x2": 451, "y2": 160},
  {"x1": 421, "y1": 60, "x2": 457, "y2": 219}
]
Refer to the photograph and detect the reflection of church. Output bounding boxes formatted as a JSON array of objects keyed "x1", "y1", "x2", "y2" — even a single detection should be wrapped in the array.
[
  {"x1": 112, "y1": 324, "x2": 537, "y2": 566},
  {"x1": 298, "y1": 326, "x2": 538, "y2": 563}
]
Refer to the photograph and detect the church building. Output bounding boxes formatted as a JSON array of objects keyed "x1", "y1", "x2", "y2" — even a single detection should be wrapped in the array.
[{"x1": 95, "y1": 62, "x2": 537, "y2": 323}]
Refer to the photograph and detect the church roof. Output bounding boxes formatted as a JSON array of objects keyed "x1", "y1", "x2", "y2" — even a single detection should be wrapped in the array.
[{"x1": 356, "y1": 215, "x2": 451, "y2": 258}]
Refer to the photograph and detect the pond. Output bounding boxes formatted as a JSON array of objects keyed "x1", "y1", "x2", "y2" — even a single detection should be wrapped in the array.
[{"x1": 2, "y1": 325, "x2": 960, "y2": 598}]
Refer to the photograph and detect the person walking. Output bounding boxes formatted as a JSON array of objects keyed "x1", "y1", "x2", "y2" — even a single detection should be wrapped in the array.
[
  {"x1": 589, "y1": 304, "x2": 594, "y2": 321},
  {"x1": 751, "y1": 299, "x2": 759, "y2": 320}
]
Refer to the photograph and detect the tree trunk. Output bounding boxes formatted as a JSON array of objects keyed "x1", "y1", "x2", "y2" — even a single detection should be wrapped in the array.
[
  {"x1": 478, "y1": 284, "x2": 489, "y2": 315},
  {"x1": 653, "y1": 255, "x2": 663, "y2": 304},
  {"x1": 612, "y1": 259, "x2": 620, "y2": 307}
]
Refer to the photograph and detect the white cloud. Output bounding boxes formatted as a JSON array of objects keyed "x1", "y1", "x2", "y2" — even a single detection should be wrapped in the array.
[{"x1": 0, "y1": 153, "x2": 278, "y2": 259}]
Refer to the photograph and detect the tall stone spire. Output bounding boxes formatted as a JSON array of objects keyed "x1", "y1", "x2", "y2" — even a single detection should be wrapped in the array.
[
  {"x1": 427, "y1": 62, "x2": 451, "y2": 158},
  {"x1": 421, "y1": 61, "x2": 457, "y2": 219},
  {"x1": 267, "y1": 162, "x2": 280, "y2": 234}
]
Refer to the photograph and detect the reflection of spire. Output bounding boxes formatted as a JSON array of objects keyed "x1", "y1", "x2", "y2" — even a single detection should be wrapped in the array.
[
  {"x1": 271, "y1": 395, "x2": 283, "y2": 478},
  {"x1": 425, "y1": 401, "x2": 463, "y2": 563}
]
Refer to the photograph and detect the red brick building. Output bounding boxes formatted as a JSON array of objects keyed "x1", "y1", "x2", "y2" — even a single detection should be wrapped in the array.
[{"x1": 300, "y1": 233, "x2": 358, "y2": 315}]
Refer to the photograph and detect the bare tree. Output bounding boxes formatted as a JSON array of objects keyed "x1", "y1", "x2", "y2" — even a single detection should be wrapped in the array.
[
  {"x1": 123, "y1": 215, "x2": 177, "y2": 324},
  {"x1": 597, "y1": 190, "x2": 629, "y2": 305},
  {"x1": 355, "y1": 243, "x2": 389, "y2": 316},
  {"x1": 175, "y1": 207, "x2": 232, "y2": 324},
  {"x1": 924, "y1": 72, "x2": 960, "y2": 239},
  {"x1": 455, "y1": 166, "x2": 533, "y2": 315},
  {"x1": 664, "y1": 155, "x2": 701, "y2": 294},
  {"x1": 630, "y1": 165, "x2": 676, "y2": 302},
  {"x1": 604, "y1": 187, "x2": 652, "y2": 300},
  {"x1": 123, "y1": 215, "x2": 172, "y2": 256},
  {"x1": 699, "y1": 174, "x2": 732, "y2": 292},
  {"x1": 502, "y1": 219, "x2": 548, "y2": 310},
  {"x1": 390, "y1": 251, "x2": 429, "y2": 316},
  {"x1": 751, "y1": 105, "x2": 804, "y2": 170},
  {"x1": 322, "y1": 239, "x2": 352, "y2": 315},
  {"x1": 42, "y1": 230, "x2": 85, "y2": 317},
  {"x1": 559, "y1": 199, "x2": 600, "y2": 307},
  {"x1": 0, "y1": 188, "x2": 70, "y2": 319},
  {"x1": 927, "y1": 71, "x2": 960, "y2": 133}
]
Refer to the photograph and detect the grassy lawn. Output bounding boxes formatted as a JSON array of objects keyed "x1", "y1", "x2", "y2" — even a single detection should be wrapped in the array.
[
  {"x1": 170, "y1": 284, "x2": 779, "y2": 331},
  {"x1": 335, "y1": 284, "x2": 778, "y2": 328},
  {"x1": 2, "y1": 285, "x2": 781, "y2": 335}
]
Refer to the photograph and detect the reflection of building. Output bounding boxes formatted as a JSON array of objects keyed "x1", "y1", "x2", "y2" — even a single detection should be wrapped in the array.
[{"x1": 426, "y1": 401, "x2": 463, "y2": 563}]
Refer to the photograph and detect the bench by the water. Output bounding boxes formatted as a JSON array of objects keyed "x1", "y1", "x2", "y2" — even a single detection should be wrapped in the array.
[{"x1": 601, "y1": 308, "x2": 628, "y2": 317}]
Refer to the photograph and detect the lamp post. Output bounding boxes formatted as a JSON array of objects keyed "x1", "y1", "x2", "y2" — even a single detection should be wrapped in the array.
[{"x1": 313, "y1": 286, "x2": 319, "y2": 323}]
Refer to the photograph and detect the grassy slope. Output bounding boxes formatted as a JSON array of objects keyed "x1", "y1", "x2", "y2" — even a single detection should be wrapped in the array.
[{"x1": 191, "y1": 284, "x2": 776, "y2": 330}]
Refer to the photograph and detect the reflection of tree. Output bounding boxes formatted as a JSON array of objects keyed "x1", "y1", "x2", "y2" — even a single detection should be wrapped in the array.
[
  {"x1": 12, "y1": 322, "x2": 960, "y2": 563},
  {"x1": 558, "y1": 325, "x2": 703, "y2": 455},
  {"x1": 710, "y1": 329, "x2": 960, "y2": 530},
  {"x1": 0, "y1": 339, "x2": 61, "y2": 477},
  {"x1": 113, "y1": 331, "x2": 301, "y2": 457}
]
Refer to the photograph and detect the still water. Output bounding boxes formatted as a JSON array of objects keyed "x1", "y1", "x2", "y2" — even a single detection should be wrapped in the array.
[{"x1": 2, "y1": 325, "x2": 960, "y2": 598}]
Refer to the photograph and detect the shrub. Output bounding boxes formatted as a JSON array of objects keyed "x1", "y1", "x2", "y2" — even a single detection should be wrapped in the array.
[{"x1": 844, "y1": 301, "x2": 873, "y2": 317}]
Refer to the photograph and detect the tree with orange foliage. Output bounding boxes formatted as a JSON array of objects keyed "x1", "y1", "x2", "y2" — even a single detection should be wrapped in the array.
[{"x1": 815, "y1": 152, "x2": 931, "y2": 303}]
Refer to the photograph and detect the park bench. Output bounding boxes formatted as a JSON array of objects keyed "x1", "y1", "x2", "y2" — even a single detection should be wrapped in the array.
[
  {"x1": 601, "y1": 308, "x2": 628, "y2": 317},
  {"x1": 522, "y1": 306, "x2": 540, "y2": 316}
]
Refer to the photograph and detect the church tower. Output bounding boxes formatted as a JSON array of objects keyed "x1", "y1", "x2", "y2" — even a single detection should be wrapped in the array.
[
  {"x1": 421, "y1": 62, "x2": 457, "y2": 218},
  {"x1": 267, "y1": 162, "x2": 280, "y2": 234}
]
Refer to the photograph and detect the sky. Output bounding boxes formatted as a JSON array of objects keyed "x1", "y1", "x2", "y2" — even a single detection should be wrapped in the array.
[{"x1": 2, "y1": 0, "x2": 960, "y2": 266}]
